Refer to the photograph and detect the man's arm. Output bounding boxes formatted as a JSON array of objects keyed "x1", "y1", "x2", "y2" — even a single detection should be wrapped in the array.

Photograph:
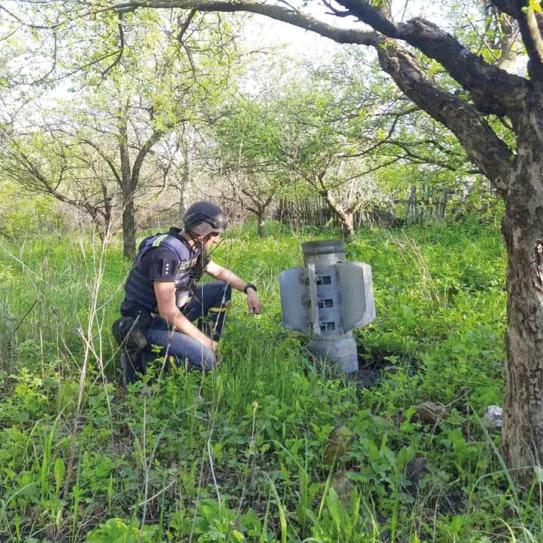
[
  {"x1": 205, "y1": 260, "x2": 262, "y2": 314},
  {"x1": 154, "y1": 281, "x2": 218, "y2": 351}
]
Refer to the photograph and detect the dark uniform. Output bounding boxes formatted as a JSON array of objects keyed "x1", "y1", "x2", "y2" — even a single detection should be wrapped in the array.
[{"x1": 119, "y1": 227, "x2": 231, "y2": 378}]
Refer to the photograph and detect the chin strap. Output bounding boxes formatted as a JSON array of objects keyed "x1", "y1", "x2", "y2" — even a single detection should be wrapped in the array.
[{"x1": 183, "y1": 228, "x2": 198, "y2": 245}]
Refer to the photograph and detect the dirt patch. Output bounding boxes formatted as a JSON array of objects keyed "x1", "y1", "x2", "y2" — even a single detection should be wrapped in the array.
[{"x1": 347, "y1": 345, "x2": 421, "y2": 388}]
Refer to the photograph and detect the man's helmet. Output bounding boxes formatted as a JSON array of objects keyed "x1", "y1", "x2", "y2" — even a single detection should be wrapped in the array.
[{"x1": 183, "y1": 201, "x2": 228, "y2": 237}]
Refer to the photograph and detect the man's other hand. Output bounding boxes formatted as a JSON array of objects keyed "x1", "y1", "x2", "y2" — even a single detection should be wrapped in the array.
[{"x1": 247, "y1": 290, "x2": 262, "y2": 314}]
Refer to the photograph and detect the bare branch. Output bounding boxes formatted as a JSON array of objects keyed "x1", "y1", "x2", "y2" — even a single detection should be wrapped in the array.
[
  {"x1": 0, "y1": 4, "x2": 54, "y2": 29},
  {"x1": 177, "y1": 8, "x2": 197, "y2": 42},
  {"x1": 336, "y1": 109, "x2": 407, "y2": 159},
  {"x1": 130, "y1": 130, "x2": 167, "y2": 190},
  {"x1": 386, "y1": 139, "x2": 480, "y2": 173},
  {"x1": 30, "y1": 30, "x2": 59, "y2": 85},
  {"x1": 101, "y1": 14, "x2": 126, "y2": 78},
  {"x1": 326, "y1": 157, "x2": 402, "y2": 192},
  {"x1": 80, "y1": 138, "x2": 122, "y2": 187}
]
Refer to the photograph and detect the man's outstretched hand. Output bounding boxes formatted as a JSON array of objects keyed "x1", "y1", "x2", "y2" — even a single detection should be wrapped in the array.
[{"x1": 247, "y1": 290, "x2": 262, "y2": 314}]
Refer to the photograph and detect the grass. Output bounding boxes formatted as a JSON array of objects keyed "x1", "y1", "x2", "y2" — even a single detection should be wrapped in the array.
[{"x1": 0, "y1": 218, "x2": 540, "y2": 542}]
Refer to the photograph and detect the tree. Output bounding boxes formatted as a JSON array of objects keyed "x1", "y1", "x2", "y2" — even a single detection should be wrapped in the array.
[
  {"x1": 276, "y1": 83, "x2": 406, "y2": 238},
  {"x1": 0, "y1": 7, "x2": 238, "y2": 257},
  {"x1": 2, "y1": 128, "x2": 117, "y2": 238},
  {"x1": 4, "y1": 0, "x2": 543, "y2": 479},
  {"x1": 210, "y1": 98, "x2": 287, "y2": 236},
  {"x1": 214, "y1": 67, "x2": 418, "y2": 238},
  {"x1": 133, "y1": 0, "x2": 542, "y2": 481}
]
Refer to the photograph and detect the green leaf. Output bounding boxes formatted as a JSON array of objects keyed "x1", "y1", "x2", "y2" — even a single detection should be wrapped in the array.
[
  {"x1": 54, "y1": 457, "x2": 65, "y2": 493},
  {"x1": 325, "y1": 488, "x2": 342, "y2": 533}
]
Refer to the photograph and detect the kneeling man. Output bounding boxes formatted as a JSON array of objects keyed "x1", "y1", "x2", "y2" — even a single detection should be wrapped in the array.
[{"x1": 116, "y1": 201, "x2": 262, "y2": 384}]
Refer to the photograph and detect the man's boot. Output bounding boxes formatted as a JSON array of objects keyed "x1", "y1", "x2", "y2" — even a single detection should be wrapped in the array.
[
  {"x1": 113, "y1": 316, "x2": 148, "y2": 386},
  {"x1": 121, "y1": 348, "x2": 145, "y2": 387}
]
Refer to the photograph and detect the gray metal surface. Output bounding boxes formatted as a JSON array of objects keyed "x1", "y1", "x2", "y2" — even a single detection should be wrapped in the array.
[
  {"x1": 303, "y1": 240, "x2": 346, "y2": 267},
  {"x1": 279, "y1": 267, "x2": 308, "y2": 332},
  {"x1": 308, "y1": 334, "x2": 358, "y2": 374},
  {"x1": 336, "y1": 262, "x2": 376, "y2": 331},
  {"x1": 280, "y1": 239, "x2": 376, "y2": 373}
]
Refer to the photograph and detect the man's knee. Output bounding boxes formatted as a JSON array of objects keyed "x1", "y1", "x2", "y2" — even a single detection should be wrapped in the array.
[
  {"x1": 144, "y1": 346, "x2": 216, "y2": 372},
  {"x1": 194, "y1": 349, "x2": 217, "y2": 371},
  {"x1": 177, "y1": 346, "x2": 216, "y2": 371}
]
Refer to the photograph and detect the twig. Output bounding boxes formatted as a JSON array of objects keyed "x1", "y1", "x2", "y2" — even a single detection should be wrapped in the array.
[
  {"x1": 101, "y1": 14, "x2": 126, "y2": 78},
  {"x1": 14, "y1": 298, "x2": 38, "y2": 333}
]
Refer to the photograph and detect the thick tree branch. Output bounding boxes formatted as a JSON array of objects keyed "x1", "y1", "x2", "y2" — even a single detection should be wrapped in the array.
[
  {"x1": 115, "y1": 0, "x2": 526, "y2": 113},
  {"x1": 516, "y1": 1, "x2": 543, "y2": 80},
  {"x1": 336, "y1": 0, "x2": 527, "y2": 115},
  {"x1": 490, "y1": 0, "x2": 518, "y2": 18},
  {"x1": 112, "y1": 0, "x2": 379, "y2": 45},
  {"x1": 130, "y1": 130, "x2": 166, "y2": 190},
  {"x1": 377, "y1": 40, "x2": 514, "y2": 193}
]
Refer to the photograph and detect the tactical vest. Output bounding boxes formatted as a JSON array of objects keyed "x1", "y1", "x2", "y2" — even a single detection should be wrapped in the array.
[{"x1": 120, "y1": 229, "x2": 208, "y2": 317}]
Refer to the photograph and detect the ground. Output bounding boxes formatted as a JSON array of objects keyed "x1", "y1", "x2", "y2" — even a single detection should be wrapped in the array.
[{"x1": 2, "y1": 218, "x2": 537, "y2": 542}]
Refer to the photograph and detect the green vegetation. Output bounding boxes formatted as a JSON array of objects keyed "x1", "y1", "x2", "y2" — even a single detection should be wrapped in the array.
[{"x1": 3, "y1": 219, "x2": 538, "y2": 542}]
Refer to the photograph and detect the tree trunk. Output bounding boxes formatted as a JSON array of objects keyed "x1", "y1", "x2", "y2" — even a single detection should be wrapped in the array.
[
  {"x1": 179, "y1": 136, "x2": 191, "y2": 218},
  {"x1": 322, "y1": 192, "x2": 355, "y2": 240},
  {"x1": 103, "y1": 196, "x2": 113, "y2": 236},
  {"x1": 340, "y1": 214, "x2": 354, "y2": 240},
  {"x1": 122, "y1": 195, "x2": 136, "y2": 259},
  {"x1": 501, "y1": 154, "x2": 543, "y2": 482},
  {"x1": 120, "y1": 141, "x2": 136, "y2": 259},
  {"x1": 257, "y1": 208, "x2": 265, "y2": 238}
]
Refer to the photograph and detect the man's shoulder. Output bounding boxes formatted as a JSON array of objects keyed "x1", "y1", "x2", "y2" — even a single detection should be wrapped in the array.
[
  {"x1": 138, "y1": 242, "x2": 190, "y2": 282},
  {"x1": 159, "y1": 234, "x2": 195, "y2": 261},
  {"x1": 139, "y1": 231, "x2": 193, "y2": 262}
]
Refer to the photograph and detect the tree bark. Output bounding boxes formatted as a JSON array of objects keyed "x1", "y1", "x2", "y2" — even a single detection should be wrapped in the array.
[
  {"x1": 121, "y1": 194, "x2": 136, "y2": 259},
  {"x1": 243, "y1": 190, "x2": 274, "y2": 238},
  {"x1": 322, "y1": 192, "x2": 354, "y2": 240},
  {"x1": 119, "y1": 140, "x2": 136, "y2": 259},
  {"x1": 257, "y1": 206, "x2": 265, "y2": 238},
  {"x1": 502, "y1": 196, "x2": 543, "y2": 476},
  {"x1": 340, "y1": 214, "x2": 354, "y2": 241},
  {"x1": 501, "y1": 99, "x2": 543, "y2": 479}
]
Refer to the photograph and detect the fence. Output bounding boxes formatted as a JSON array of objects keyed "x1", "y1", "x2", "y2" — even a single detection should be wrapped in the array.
[{"x1": 275, "y1": 186, "x2": 456, "y2": 231}]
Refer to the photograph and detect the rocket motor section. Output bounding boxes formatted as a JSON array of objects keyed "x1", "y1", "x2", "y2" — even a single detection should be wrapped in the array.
[{"x1": 279, "y1": 240, "x2": 376, "y2": 373}]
